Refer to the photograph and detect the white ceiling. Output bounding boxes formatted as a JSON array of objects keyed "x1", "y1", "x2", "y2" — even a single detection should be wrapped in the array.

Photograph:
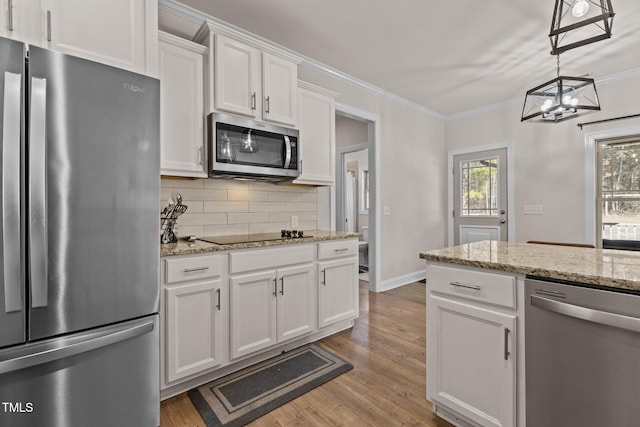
[{"x1": 177, "y1": 0, "x2": 640, "y2": 117}]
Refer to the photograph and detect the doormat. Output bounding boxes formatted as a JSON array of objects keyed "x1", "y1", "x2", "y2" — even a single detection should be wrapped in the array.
[{"x1": 188, "y1": 344, "x2": 353, "y2": 427}]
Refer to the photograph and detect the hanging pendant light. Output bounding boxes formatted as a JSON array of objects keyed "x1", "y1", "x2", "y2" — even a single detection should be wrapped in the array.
[
  {"x1": 521, "y1": 55, "x2": 600, "y2": 123},
  {"x1": 549, "y1": 0, "x2": 614, "y2": 55}
]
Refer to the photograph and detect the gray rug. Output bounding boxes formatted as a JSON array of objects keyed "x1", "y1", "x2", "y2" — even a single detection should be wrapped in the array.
[{"x1": 188, "y1": 344, "x2": 353, "y2": 427}]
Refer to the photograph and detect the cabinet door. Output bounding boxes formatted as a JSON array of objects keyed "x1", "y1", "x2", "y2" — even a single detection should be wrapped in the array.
[
  {"x1": 293, "y1": 84, "x2": 336, "y2": 185},
  {"x1": 230, "y1": 270, "x2": 277, "y2": 359},
  {"x1": 165, "y1": 280, "x2": 223, "y2": 383},
  {"x1": 318, "y1": 257, "x2": 359, "y2": 328},
  {"x1": 428, "y1": 295, "x2": 516, "y2": 427},
  {"x1": 214, "y1": 34, "x2": 259, "y2": 117},
  {"x1": 159, "y1": 33, "x2": 207, "y2": 178},
  {"x1": 276, "y1": 264, "x2": 315, "y2": 342},
  {"x1": 261, "y1": 52, "x2": 297, "y2": 126},
  {"x1": 39, "y1": 0, "x2": 156, "y2": 73},
  {"x1": 0, "y1": 0, "x2": 39, "y2": 43}
]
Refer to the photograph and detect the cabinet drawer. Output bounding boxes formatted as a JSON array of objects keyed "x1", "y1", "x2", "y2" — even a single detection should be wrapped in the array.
[
  {"x1": 317, "y1": 239, "x2": 358, "y2": 260},
  {"x1": 165, "y1": 255, "x2": 221, "y2": 284},
  {"x1": 230, "y1": 245, "x2": 314, "y2": 274},
  {"x1": 427, "y1": 264, "x2": 516, "y2": 309}
]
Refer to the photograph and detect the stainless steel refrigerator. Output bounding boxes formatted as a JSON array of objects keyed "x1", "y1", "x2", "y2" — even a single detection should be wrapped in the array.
[{"x1": 0, "y1": 37, "x2": 160, "y2": 426}]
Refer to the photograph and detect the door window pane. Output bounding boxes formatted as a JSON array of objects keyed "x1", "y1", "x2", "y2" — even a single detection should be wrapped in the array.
[
  {"x1": 461, "y1": 158, "x2": 499, "y2": 216},
  {"x1": 599, "y1": 140, "x2": 640, "y2": 249}
]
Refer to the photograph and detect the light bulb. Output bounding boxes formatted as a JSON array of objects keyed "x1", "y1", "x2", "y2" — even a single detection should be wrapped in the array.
[
  {"x1": 541, "y1": 99, "x2": 553, "y2": 111},
  {"x1": 572, "y1": 0, "x2": 589, "y2": 18},
  {"x1": 570, "y1": 97, "x2": 579, "y2": 107},
  {"x1": 563, "y1": 95, "x2": 572, "y2": 105}
]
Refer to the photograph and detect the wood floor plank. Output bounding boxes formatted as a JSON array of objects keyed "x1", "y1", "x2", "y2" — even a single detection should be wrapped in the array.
[{"x1": 160, "y1": 281, "x2": 454, "y2": 427}]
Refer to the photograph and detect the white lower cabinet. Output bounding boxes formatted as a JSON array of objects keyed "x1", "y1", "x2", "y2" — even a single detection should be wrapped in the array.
[
  {"x1": 161, "y1": 253, "x2": 227, "y2": 387},
  {"x1": 229, "y1": 245, "x2": 317, "y2": 360},
  {"x1": 317, "y1": 240, "x2": 359, "y2": 328},
  {"x1": 426, "y1": 264, "x2": 518, "y2": 427},
  {"x1": 165, "y1": 279, "x2": 224, "y2": 382}
]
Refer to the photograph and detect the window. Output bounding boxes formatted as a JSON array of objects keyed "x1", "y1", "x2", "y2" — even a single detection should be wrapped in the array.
[
  {"x1": 461, "y1": 158, "x2": 499, "y2": 216},
  {"x1": 597, "y1": 138, "x2": 640, "y2": 250}
]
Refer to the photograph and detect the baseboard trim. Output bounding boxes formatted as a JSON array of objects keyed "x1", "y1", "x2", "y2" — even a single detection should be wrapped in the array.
[{"x1": 380, "y1": 270, "x2": 426, "y2": 292}]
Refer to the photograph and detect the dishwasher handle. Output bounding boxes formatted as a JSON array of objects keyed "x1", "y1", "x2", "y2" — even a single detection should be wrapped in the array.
[{"x1": 531, "y1": 295, "x2": 640, "y2": 333}]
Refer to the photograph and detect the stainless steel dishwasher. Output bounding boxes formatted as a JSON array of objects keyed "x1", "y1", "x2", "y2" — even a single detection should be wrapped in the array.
[{"x1": 525, "y1": 277, "x2": 640, "y2": 427}]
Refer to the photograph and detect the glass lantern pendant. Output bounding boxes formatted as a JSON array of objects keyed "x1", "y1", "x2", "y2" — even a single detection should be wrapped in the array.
[
  {"x1": 521, "y1": 55, "x2": 600, "y2": 123},
  {"x1": 549, "y1": 0, "x2": 614, "y2": 55}
]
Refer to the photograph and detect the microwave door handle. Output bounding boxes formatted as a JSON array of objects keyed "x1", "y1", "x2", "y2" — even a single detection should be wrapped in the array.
[
  {"x1": 283, "y1": 135, "x2": 291, "y2": 169},
  {"x1": 29, "y1": 77, "x2": 48, "y2": 308},
  {"x1": 2, "y1": 71, "x2": 22, "y2": 313}
]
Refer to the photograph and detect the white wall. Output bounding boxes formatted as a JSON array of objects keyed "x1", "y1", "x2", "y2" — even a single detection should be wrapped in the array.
[{"x1": 446, "y1": 74, "x2": 640, "y2": 244}]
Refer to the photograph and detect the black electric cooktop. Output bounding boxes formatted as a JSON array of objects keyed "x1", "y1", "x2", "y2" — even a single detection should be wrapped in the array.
[{"x1": 199, "y1": 231, "x2": 311, "y2": 245}]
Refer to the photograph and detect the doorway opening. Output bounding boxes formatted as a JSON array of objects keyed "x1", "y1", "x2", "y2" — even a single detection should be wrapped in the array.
[{"x1": 333, "y1": 105, "x2": 379, "y2": 292}]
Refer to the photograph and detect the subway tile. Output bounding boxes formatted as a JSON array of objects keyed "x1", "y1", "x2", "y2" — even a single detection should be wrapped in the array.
[
  {"x1": 203, "y1": 201, "x2": 249, "y2": 213},
  {"x1": 228, "y1": 212, "x2": 269, "y2": 224},
  {"x1": 250, "y1": 222, "x2": 289, "y2": 234},
  {"x1": 178, "y1": 213, "x2": 227, "y2": 226},
  {"x1": 203, "y1": 179, "x2": 249, "y2": 191},
  {"x1": 174, "y1": 188, "x2": 228, "y2": 202},
  {"x1": 268, "y1": 211, "x2": 317, "y2": 222},
  {"x1": 249, "y1": 202, "x2": 289, "y2": 212},
  {"x1": 228, "y1": 190, "x2": 269, "y2": 202},
  {"x1": 286, "y1": 202, "x2": 316, "y2": 212},
  {"x1": 174, "y1": 225, "x2": 203, "y2": 238}
]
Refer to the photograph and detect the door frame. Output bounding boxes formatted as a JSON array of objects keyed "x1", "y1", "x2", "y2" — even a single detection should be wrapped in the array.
[
  {"x1": 447, "y1": 143, "x2": 515, "y2": 246},
  {"x1": 337, "y1": 143, "x2": 369, "y2": 233},
  {"x1": 334, "y1": 103, "x2": 381, "y2": 293}
]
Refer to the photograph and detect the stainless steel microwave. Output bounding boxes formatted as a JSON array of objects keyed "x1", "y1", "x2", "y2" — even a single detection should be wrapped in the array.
[{"x1": 207, "y1": 112, "x2": 300, "y2": 182}]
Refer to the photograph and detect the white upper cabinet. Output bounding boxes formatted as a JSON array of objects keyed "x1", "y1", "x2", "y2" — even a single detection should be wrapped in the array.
[
  {"x1": 214, "y1": 34, "x2": 260, "y2": 118},
  {"x1": 159, "y1": 31, "x2": 207, "y2": 178},
  {"x1": 7, "y1": 0, "x2": 158, "y2": 75},
  {"x1": 0, "y1": 0, "x2": 40, "y2": 44},
  {"x1": 195, "y1": 20, "x2": 301, "y2": 127},
  {"x1": 261, "y1": 52, "x2": 297, "y2": 126},
  {"x1": 294, "y1": 81, "x2": 339, "y2": 186}
]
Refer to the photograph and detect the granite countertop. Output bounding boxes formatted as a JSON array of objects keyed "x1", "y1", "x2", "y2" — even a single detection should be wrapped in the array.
[
  {"x1": 161, "y1": 230, "x2": 360, "y2": 257},
  {"x1": 420, "y1": 240, "x2": 640, "y2": 292}
]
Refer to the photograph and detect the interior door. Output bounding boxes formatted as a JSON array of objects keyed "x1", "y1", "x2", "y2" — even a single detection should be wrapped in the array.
[{"x1": 453, "y1": 148, "x2": 508, "y2": 245}]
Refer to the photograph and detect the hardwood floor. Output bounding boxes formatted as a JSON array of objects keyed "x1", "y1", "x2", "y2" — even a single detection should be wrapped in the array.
[{"x1": 160, "y1": 280, "x2": 454, "y2": 427}]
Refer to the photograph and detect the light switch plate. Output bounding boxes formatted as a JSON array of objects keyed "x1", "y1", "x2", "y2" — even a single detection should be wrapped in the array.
[
  {"x1": 291, "y1": 215, "x2": 299, "y2": 227},
  {"x1": 523, "y1": 204, "x2": 543, "y2": 215},
  {"x1": 383, "y1": 205, "x2": 391, "y2": 216}
]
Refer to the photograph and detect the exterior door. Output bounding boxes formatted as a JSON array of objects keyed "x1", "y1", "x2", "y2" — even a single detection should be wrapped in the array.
[{"x1": 453, "y1": 148, "x2": 508, "y2": 245}]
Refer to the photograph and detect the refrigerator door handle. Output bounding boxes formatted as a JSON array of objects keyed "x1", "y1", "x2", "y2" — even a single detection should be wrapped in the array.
[
  {"x1": 28, "y1": 76, "x2": 48, "y2": 308},
  {"x1": 0, "y1": 317, "x2": 155, "y2": 374},
  {"x1": 2, "y1": 71, "x2": 22, "y2": 313}
]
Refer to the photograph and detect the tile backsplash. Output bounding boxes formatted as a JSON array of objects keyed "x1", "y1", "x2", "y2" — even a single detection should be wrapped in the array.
[{"x1": 161, "y1": 178, "x2": 318, "y2": 237}]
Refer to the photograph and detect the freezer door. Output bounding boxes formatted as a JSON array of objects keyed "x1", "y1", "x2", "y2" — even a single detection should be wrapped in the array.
[
  {"x1": 27, "y1": 46, "x2": 160, "y2": 340},
  {"x1": 0, "y1": 37, "x2": 25, "y2": 349},
  {"x1": 0, "y1": 315, "x2": 159, "y2": 427}
]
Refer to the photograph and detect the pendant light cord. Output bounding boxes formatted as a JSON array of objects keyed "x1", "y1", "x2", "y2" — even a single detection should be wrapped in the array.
[{"x1": 556, "y1": 54, "x2": 560, "y2": 78}]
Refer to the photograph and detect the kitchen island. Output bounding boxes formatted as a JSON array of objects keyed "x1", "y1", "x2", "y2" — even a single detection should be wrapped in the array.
[{"x1": 420, "y1": 241, "x2": 640, "y2": 427}]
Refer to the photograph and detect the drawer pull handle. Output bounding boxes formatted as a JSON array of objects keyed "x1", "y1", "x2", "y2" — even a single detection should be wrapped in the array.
[
  {"x1": 216, "y1": 288, "x2": 221, "y2": 311},
  {"x1": 449, "y1": 281, "x2": 481, "y2": 291},
  {"x1": 334, "y1": 248, "x2": 350, "y2": 252},
  {"x1": 321, "y1": 269, "x2": 326, "y2": 286},
  {"x1": 183, "y1": 266, "x2": 209, "y2": 273},
  {"x1": 273, "y1": 278, "x2": 277, "y2": 296},
  {"x1": 280, "y1": 277, "x2": 284, "y2": 295}
]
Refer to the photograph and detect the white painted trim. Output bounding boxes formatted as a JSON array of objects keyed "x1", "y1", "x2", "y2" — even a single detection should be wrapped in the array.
[
  {"x1": 381, "y1": 270, "x2": 426, "y2": 292},
  {"x1": 335, "y1": 103, "x2": 382, "y2": 293},
  {"x1": 159, "y1": 31, "x2": 208, "y2": 54},
  {"x1": 447, "y1": 143, "x2": 515, "y2": 246},
  {"x1": 298, "y1": 80, "x2": 340, "y2": 99},
  {"x1": 583, "y1": 126, "x2": 640, "y2": 246}
]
